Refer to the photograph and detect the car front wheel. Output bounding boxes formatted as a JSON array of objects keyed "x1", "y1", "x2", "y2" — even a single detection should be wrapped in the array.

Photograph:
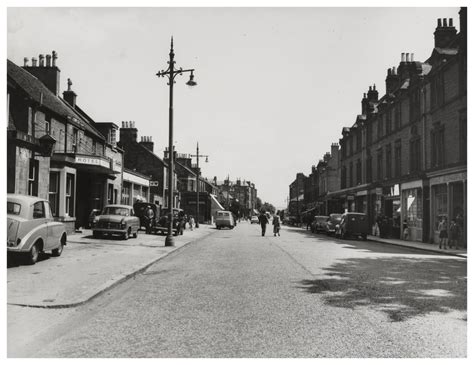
[{"x1": 123, "y1": 228, "x2": 130, "y2": 240}]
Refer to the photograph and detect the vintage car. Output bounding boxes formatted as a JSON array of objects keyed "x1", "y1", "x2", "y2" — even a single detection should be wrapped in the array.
[
  {"x1": 91, "y1": 204, "x2": 140, "y2": 240},
  {"x1": 324, "y1": 213, "x2": 343, "y2": 236},
  {"x1": 215, "y1": 210, "x2": 235, "y2": 230},
  {"x1": 133, "y1": 202, "x2": 161, "y2": 234},
  {"x1": 335, "y1": 212, "x2": 369, "y2": 240},
  {"x1": 310, "y1": 215, "x2": 329, "y2": 233},
  {"x1": 154, "y1": 208, "x2": 185, "y2": 236},
  {"x1": 7, "y1": 194, "x2": 67, "y2": 265},
  {"x1": 250, "y1": 215, "x2": 259, "y2": 224}
]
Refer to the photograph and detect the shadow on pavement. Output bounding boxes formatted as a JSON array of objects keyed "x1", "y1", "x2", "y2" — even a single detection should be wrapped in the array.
[
  {"x1": 7, "y1": 252, "x2": 52, "y2": 268},
  {"x1": 298, "y1": 256, "x2": 467, "y2": 322}
]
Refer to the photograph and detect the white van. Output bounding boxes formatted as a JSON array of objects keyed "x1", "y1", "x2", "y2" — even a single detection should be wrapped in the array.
[{"x1": 215, "y1": 210, "x2": 235, "y2": 230}]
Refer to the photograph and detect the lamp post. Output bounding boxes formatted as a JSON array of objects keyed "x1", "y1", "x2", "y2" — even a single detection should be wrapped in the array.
[
  {"x1": 190, "y1": 142, "x2": 208, "y2": 228},
  {"x1": 156, "y1": 37, "x2": 197, "y2": 246}
]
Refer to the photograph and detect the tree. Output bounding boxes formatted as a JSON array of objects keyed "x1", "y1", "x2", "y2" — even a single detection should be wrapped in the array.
[{"x1": 261, "y1": 202, "x2": 276, "y2": 214}]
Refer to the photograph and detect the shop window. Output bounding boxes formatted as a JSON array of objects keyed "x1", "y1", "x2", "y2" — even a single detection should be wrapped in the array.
[
  {"x1": 66, "y1": 173, "x2": 75, "y2": 217},
  {"x1": 28, "y1": 158, "x2": 39, "y2": 196},
  {"x1": 49, "y1": 171, "x2": 60, "y2": 217},
  {"x1": 433, "y1": 184, "x2": 448, "y2": 228},
  {"x1": 431, "y1": 123, "x2": 445, "y2": 168}
]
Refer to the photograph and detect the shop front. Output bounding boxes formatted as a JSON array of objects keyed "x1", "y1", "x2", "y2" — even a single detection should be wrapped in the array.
[
  {"x1": 429, "y1": 170, "x2": 467, "y2": 247},
  {"x1": 401, "y1": 180, "x2": 424, "y2": 242}
]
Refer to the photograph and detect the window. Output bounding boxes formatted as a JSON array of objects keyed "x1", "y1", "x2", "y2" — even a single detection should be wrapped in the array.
[
  {"x1": 459, "y1": 114, "x2": 467, "y2": 163},
  {"x1": 49, "y1": 171, "x2": 60, "y2": 217},
  {"x1": 386, "y1": 144, "x2": 392, "y2": 179},
  {"x1": 33, "y1": 201, "x2": 45, "y2": 219},
  {"x1": 366, "y1": 149, "x2": 372, "y2": 183},
  {"x1": 430, "y1": 73, "x2": 445, "y2": 109},
  {"x1": 109, "y1": 128, "x2": 117, "y2": 146},
  {"x1": 395, "y1": 140, "x2": 402, "y2": 177},
  {"x1": 410, "y1": 137, "x2": 421, "y2": 172},
  {"x1": 386, "y1": 109, "x2": 392, "y2": 134},
  {"x1": 121, "y1": 182, "x2": 131, "y2": 205},
  {"x1": 28, "y1": 158, "x2": 39, "y2": 196},
  {"x1": 377, "y1": 116, "x2": 383, "y2": 139},
  {"x1": 377, "y1": 149, "x2": 383, "y2": 181},
  {"x1": 349, "y1": 162, "x2": 353, "y2": 187},
  {"x1": 72, "y1": 128, "x2": 78, "y2": 153},
  {"x1": 341, "y1": 166, "x2": 347, "y2": 189},
  {"x1": 394, "y1": 103, "x2": 401, "y2": 130},
  {"x1": 431, "y1": 123, "x2": 445, "y2": 168},
  {"x1": 66, "y1": 173, "x2": 75, "y2": 216},
  {"x1": 356, "y1": 159, "x2": 361, "y2": 185},
  {"x1": 92, "y1": 140, "x2": 97, "y2": 155},
  {"x1": 45, "y1": 118, "x2": 51, "y2": 135}
]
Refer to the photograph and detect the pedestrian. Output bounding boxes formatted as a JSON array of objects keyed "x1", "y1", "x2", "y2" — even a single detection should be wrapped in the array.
[
  {"x1": 144, "y1": 205, "x2": 155, "y2": 234},
  {"x1": 189, "y1": 215, "x2": 195, "y2": 231},
  {"x1": 273, "y1": 213, "x2": 281, "y2": 236},
  {"x1": 438, "y1": 216, "x2": 448, "y2": 249},
  {"x1": 258, "y1": 210, "x2": 269, "y2": 236},
  {"x1": 449, "y1": 219, "x2": 460, "y2": 249},
  {"x1": 402, "y1": 219, "x2": 409, "y2": 240}
]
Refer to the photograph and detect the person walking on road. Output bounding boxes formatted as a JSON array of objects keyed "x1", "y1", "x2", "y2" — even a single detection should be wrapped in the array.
[
  {"x1": 258, "y1": 211, "x2": 269, "y2": 236},
  {"x1": 273, "y1": 213, "x2": 281, "y2": 236},
  {"x1": 438, "y1": 216, "x2": 448, "y2": 249},
  {"x1": 189, "y1": 215, "x2": 195, "y2": 231}
]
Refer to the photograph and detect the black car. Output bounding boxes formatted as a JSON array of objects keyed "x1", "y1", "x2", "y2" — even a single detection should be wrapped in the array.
[
  {"x1": 133, "y1": 202, "x2": 160, "y2": 234},
  {"x1": 311, "y1": 215, "x2": 329, "y2": 233},
  {"x1": 155, "y1": 208, "x2": 185, "y2": 236}
]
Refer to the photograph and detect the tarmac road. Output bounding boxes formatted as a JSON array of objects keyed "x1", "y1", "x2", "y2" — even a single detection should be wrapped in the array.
[{"x1": 8, "y1": 222, "x2": 467, "y2": 357}]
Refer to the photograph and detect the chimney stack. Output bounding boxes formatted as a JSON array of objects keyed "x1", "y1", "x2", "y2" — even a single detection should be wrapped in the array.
[
  {"x1": 23, "y1": 57, "x2": 29, "y2": 66},
  {"x1": 23, "y1": 51, "x2": 61, "y2": 95},
  {"x1": 331, "y1": 142, "x2": 339, "y2": 158},
  {"x1": 386, "y1": 65, "x2": 399, "y2": 95},
  {"x1": 63, "y1": 78, "x2": 77, "y2": 108},
  {"x1": 139, "y1": 135, "x2": 154, "y2": 153},
  {"x1": 119, "y1": 120, "x2": 138, "y2": 144},
  {"x1": 434, "y1": 17, "x2": 457, "y2": 48}
]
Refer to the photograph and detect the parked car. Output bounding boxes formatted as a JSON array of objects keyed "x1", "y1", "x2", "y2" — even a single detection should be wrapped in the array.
[
  {"x1": 133, "y1": 202, "x2": 160, "y2": 234},
  {"x1": 324, "y1": 213, "x2": 343, "y2": 235},
  {"x1": 7, "y1": 194, "x2": 67, "y2": 264},
  {"x1": 87, "y1": 209, "x2": 101, "y2": 229},
  {"x1": 335, "y1": 212, "x2": 369, "y2": 240},
  {"x1": 311, "y1": 215, "x2": 329, "y2": 233},
  {"x1": 155, "y1": 208, "x2": 185, "y2": 236},
  {"x1": 250, "y1": 215, "x2": 259, "y2": 224},
  {"x1": 215, "y1": 210, "x2": 235, "y2": 230},
  {"x1": 91, "y1": 204, "x2": 140, "y2": 240}
]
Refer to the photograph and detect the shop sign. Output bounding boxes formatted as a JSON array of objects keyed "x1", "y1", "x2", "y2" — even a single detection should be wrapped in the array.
[
  {"x1": 112, "y1": 159, "x2": 122, "y2": 172},
  {"x1": 375, "y1": 187, "x2": 383, "y2": 196},
  {"x1": 75, "y1": 156, "x2": 110, "y2": 169},
  {"x1": 347, "y1": 195, "x2": 354, "y2": 201},
  {"x1": 150, "y1": 181, "x2": 159, "y2": 187}
]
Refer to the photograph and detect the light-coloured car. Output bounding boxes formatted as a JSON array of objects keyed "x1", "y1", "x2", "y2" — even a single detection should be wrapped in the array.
[
  {"x1": 7, "y1": 194, "x2": 67, "y2": 265},
  {"x1": 250, "y1": 215, "x2": 259, "y2": 224},
  {"x1": 215, "y1": 210, "x2": 235, "y2": 230},
  {"x1": 92, "y1": 204, "x2": 140, "y2": 240}
]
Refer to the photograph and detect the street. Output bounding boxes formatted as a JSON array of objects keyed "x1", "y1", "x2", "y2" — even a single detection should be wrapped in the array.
[{"x1": 8, "y1": 222, "x2": 466, "y2": 357}]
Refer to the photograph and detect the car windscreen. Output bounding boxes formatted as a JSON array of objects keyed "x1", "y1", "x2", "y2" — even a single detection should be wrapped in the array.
[
  {"x1": 103, "y1": 207, "x2": 130, "y2": 216},
  {"x1": 7, "y1": 202, "x2": 21, "y2": 215}
]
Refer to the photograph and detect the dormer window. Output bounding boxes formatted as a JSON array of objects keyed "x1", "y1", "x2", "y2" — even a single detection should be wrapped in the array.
[{"x1": 109, "y1": 128, "x2": 117, "y2": 147}]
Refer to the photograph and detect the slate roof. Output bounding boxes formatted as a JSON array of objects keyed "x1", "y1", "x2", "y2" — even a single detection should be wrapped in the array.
[{"x1": 7, "y1": 59, "x2": 105, "y2": 140}]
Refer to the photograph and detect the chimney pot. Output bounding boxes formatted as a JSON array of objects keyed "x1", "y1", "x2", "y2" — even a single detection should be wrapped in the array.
[
  {"x1": 443, "y1": 18, "x2": 447, "y2": 27},
  {"x1": 23, "y1": 57, "x2": 29, "y2": 66},
  {"x1": 39, "y1": 54, "x2": 45, "y2": 67},
  {"x1": 449, "y1": 18, "x2": 453, "y2": 27},
  {"x1": 401, "y1": 53, "x2": 405, "y2": 62},
  {"x1": 437, "y1": 18, "x2": 442, "y2": 27},
  {"x1": 369, "y1": 86, "x2": 372, "y2": 91},
  {"x1": 373, "y1": 84, "x2": 376, "y2": 90},
  {"x1": 46, "y1": 54, "x2": 51, "y2": 67},
  {"x1": 392, "y1": 66, "x2": 396, "y2": 74},
  {"x1": 32, "y1": 57, "x2": 37, "y2": 67},
  {"x1": 52, "y1": 50, "x2": 57, "y2": 67}
]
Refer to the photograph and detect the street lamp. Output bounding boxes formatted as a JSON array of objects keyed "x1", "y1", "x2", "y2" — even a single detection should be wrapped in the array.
[
  {"x1": 190, "y1": 142, "x2": 208, "y2": 228},
  {"x1": 156, "y1": 37, "x2": 197, "y2": 246}
]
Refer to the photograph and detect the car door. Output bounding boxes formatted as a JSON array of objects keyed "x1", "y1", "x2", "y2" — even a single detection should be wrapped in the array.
[
  {"x1": 32, "y1": 201, "x2": 50, "y2": 249},
  {"x1": 44, "y1": 201, "x2": 61, "y2": 249}
]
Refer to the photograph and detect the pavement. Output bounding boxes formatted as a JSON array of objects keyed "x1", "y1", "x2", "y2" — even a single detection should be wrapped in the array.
[
  {"x1": 7, "y1": 225, "x2": 216, "y2": 308},
  {"x1": 7, "y1": 222, "x2": 466, "y2": 309}
]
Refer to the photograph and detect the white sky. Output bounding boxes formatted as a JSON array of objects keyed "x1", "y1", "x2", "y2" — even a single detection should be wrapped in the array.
[{"x1": 6, "y1": 4, "x2": 461, "y2": 209}]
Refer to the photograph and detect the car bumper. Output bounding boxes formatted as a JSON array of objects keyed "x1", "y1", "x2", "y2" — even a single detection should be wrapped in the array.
[{"x1": 93, "y1": 228, "x2": 127, "y2": 235}]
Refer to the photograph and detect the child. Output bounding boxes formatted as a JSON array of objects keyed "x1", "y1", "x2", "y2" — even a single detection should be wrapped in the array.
[
  {"x1": 438, "y1": 216, "x2": 448, "y2": 249},
  {"x1": 449, "y1": 219, "x2": 460, "y2": 249},
  {"x1": 273, "y1": 214, "x2": 281, "y2": 236}
]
